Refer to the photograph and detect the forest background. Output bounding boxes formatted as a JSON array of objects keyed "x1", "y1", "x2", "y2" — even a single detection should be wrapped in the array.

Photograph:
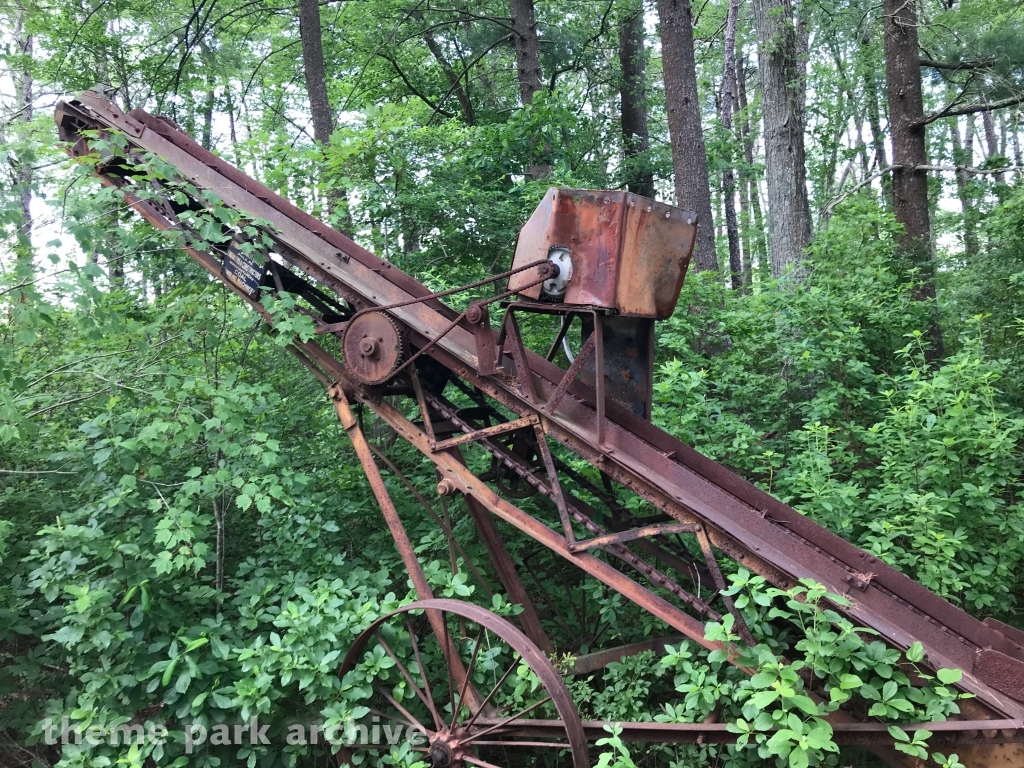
[{"x1": 2, "y1": 0, "x2": 1024, "y2": 765}]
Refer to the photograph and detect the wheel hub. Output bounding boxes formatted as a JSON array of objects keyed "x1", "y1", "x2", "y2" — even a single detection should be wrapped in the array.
[
  {"x1": 428, "y1": 727, "x2": 468, "y2": 767},
  {"x1": 342, "y1": 311, "x2": 405, "y2": 385}
]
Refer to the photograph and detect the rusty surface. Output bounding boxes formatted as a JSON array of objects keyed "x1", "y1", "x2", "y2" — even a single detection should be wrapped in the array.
[
  {"x1": 429, "y1": 416, "x2": 536, "y2": 453},
  {"x1": 342, "y1": 311, "x2": 405, "y2": 385},
  {"x1": 570, "y1": 635, "x2": 685, "y2": 675},
  {"x1": 56, "y1": 94, "x2": 1024, "y2": 756},
  {"x1": 977, "y1": 648, "x2": 1024, "y2": 702},
  {"x1": 567, "y1": 522, "x2": 699, "y2": 553},
  {"x1": 336, "y1": 599, "x2": 589, "y2": 767},
  {"x1": 986, "y1": 618, "x2": 1024, "y2": 649},
  {"x1": 474, "y1": 718, "x2": 1024, "y2": 746},
  {"x1": 507, "y1": 188, "x2": 696, "y2": 319},
  {"x1": 580, "y1": 313, "x2": 655, "y2": 419}
]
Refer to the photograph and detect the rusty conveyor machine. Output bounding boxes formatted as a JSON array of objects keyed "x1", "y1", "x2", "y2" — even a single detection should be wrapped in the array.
[{"x1": 55, "y1": 91, "x2": 1024, "y2": 767}]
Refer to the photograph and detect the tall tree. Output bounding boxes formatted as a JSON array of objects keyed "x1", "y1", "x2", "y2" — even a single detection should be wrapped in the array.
[
  {"x1": 751, "y1": 0, "x2": 813, "y2": 278},
  {"x1": 297, "y1": 0, "x2": 351, "y2": 232},
  {"x1": 656, "y1": 0, "x2": 718, "y2": 272},
  {"x1": 736, "y1": 53, "x2": 767, "y2": 282},
  {"x1": 510, "y1": 0, "x2": 543, "y2": 105},
  {"x1": 509, "y1": 0, "x2": 549, "y2": 179},
  {"x1": 720, "y1": 0, "x2": 743, "y2": 287},
  {"x1": 618, "y1": 2, "x2": 654, "y2": 198},
  {"x1": 881, "y1": 0, "x2": 943, "y2": 356},
  {"x1": 949, "y1": 117, "x2": 979, "y2": 258},
  {"x1": 12, "y1": 1, "x2": 33, "y2": 269}
]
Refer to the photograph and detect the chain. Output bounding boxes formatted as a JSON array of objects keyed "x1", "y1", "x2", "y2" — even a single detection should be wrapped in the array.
[{"x1": 350, "y1": 258, "x2": 554, "y2": 380}]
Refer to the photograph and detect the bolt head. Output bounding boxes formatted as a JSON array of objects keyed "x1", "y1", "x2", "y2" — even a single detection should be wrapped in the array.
[{"x1": 359, "y1": 337, "x2": 378, "y2": 356}]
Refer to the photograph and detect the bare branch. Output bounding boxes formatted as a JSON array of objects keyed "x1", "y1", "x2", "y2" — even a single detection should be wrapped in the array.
[
  {"x1": 919, "y1": 57, "x2": 996, "y2": 71},
  {"x1": 917, "y1": 94, "x2": 1024, "y2": 126}
]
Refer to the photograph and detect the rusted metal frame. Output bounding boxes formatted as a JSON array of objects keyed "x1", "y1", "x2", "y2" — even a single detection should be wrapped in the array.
[
  {"x1": 545, "y1": 313, "x2": 577, "y2": 362},
  {"x1": 66, "y1": 98, "x2": 1024, "y2": 673},
  {"x1": 543, "y1": 333, "x2": 596, "y2": 416},
  {"x1": 429, "y1": 416, "x2": 537, "y2": 453},
  {"x1": 67, "y1": 95, "x2": 486, "y2": 371},
  {"x1": 569, "y1": 523, "x2": 701, "y2": 554},
  {"x1": 466, "y1": 302, "x2": 497, "y2": 376},
  {"x1": 417, "y1": 345, "x2": 1024, "y2": 719},
  {"x1": 695, "y1": 526, "x2": 757, "y2": 647},
  {"x1": 364, "y1": 441, "x2": 497, "y2": 600},
  {"x1": 496, "y1": 308, "x2": 537, "y2": 403},
  {"x1": 362, "y1": 392, "x2": 738, "y2": 661},
  {"x1": 423, "y1": 391, "x2": 721, "y2": 621},
  {"x1": 531, "y1": 421, "x2": 576, "y2": 545},
  {"x1": 570, "y1": 635, "x2": 684, "y2": 675},
  {"x1": 552, "y1": 458, "x2": 709, "y2": 587},
  {"x1": 593, "y1": 312, "x2": 607, "y2": 447},
  {"x1": 327, "y1": 384, "x2": 485, "y2": 711},
  {"x1": 65, "y1": 99, "x2": 1024, "y2": 717},
  {"x1": 407, "y1": 363, "x2": 437, "y2": 444},
  {"x1": 79, "y1": 148, "x2": 1007, "y2": 757},
  {"x1": 474, "y1": 718, "x2": 1024, "y2": 746}
]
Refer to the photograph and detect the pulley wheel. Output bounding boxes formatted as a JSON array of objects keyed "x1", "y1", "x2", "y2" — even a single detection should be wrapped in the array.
[
  {"x1": 335, "y1": 598, "x2": 589, "y2": 768},
  {"x1": 343, "y1": 311, "x2": 405, "y2": 385}
]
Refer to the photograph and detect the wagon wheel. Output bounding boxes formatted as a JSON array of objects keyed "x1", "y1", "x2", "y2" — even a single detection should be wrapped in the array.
[{"x1": 336, "y1": 598, "x2": 588, "y2": 768}]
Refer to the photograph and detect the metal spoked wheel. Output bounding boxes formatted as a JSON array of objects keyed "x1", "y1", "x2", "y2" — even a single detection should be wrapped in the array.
[{"x1": 336, "y1": 598, "x2": 588, "y2": 768}]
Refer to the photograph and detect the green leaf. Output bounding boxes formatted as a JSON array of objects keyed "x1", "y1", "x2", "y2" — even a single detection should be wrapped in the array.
[
  {"x1": 937, "y1": 668, "x2": 962, "y2": 685},
  {"x1": 906, "y1": 642, "x2": 925, "y2": 663}
]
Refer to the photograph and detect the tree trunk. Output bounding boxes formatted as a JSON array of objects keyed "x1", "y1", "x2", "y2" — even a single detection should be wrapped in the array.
[
  {"x1": 618, "y1": 2, "x2": 654, "y2": 198},
  {"x1": 862, "y1": 49, "x2": 892, "y2": 205},
  {"x1": 13, "y1": 2, "x2": 34, "y2": 272},
  {"x1": 298, "y1": 0, "x2": 353, "y2": 233},
  {"x1": 736, "y1": 55, "x2": 766, "y2": 284},
  {"x1": 509, "y1": 0, "x2": 549, "y2": 179},
  {"x1": 751, "y1": 0, "x2": 813, "y2": 278},
  {"x1": 510, "y1": 0, "x2": 543, "y2": 105},
  {"x1": 656, "y1": 0, "x2": 718, "y2": 273},
  {"x1": 981, "y1": 108, "x2": 1005, "y2": 186},
  {"x1": 720, "y1": 0, "x2": 743, "y2": 287},
  {"x1": 414, "y1": 10, "x2": 475, "y2": 124},
  {"x1": 882, "y1": 0, "x2": 943, "y2": 357},
  {"x1": 1012, "y1": 110, "x2": 1023, "y2": 182},
  {"x1": 949, "y1": 118, "x2": 979, "y2": 258},
  {"x1": 201, "y1": 80, "x2": 215, "y2": 150}
]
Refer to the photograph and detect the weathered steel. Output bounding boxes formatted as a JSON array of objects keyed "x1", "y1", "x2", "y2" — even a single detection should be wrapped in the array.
[
  {"x1": 429, "y1": 416, "x2": 537, "y2": 453},
  {"x1": 336, "y1": 599, "x2": 590, "y2": 767},
  {"x1": 55, "y1": 93, "x2": 1024, "y2": 764},
  {"x1": 474, "y1": 718, "x2": 1024, "y2": 746},
  {"x1": 567, "y1": 522, "x2": 700, "y2": 553},
  {"x1": 507, "y1": 188, "x2": 696, "y2": 319},
  {"x1": 570, "y1": 636, "x2": 684, "y2": 675},
  {"x1": 343, "y1": 311, "x2": 405, "y2": 385}
]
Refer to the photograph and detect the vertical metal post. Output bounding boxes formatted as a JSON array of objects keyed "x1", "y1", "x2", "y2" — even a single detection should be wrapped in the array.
[{"x1": 329, "y1": 384, "x2": 483, "y2": 708}]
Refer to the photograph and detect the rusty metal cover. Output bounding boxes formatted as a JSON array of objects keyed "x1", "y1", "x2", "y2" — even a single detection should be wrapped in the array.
[{"x1": 508, "y1": 188, "x2": 696, "y2": 319}]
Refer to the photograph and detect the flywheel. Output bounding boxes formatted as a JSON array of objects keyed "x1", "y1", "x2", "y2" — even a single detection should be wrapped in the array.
[{"x1": 342, "y1": 311, "x2": 406, "y2": 385}]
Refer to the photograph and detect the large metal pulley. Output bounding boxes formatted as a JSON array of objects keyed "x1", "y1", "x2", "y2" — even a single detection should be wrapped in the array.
[{"x1": 342, "y1": 310, "x2": 405, "y2": 385}]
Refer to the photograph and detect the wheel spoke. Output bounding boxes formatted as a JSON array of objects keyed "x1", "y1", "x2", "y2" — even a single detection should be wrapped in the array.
[
  {"x1": 443, "y1": 612, "x2": 456, "y2": 719},
  {"x1": 462, "y1": 653, "x2": 521, "y2": 733},
  {"x1": 405, "y1": 614, "x2": 444, "y2": 731},
  {"x1": 451, "y1": 623, "x2": 486, "y2": 728},
  {"x1": 462, "y1": 696, "x2": 553, "y2": 746},
  {"x1": 464, "y1": 756, "x2": 506, "y2": 768},
  {"x1": 372, "y1": 630, "x2": 436, "y2": 732},
  {"x1": 374, "y1": 684, "x2": 428, "y2": 736}
]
